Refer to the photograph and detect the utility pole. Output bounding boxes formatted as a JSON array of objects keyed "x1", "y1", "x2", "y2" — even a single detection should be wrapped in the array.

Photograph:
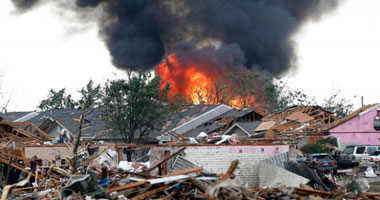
[{"x1": 361, "y1": 96, "x2": 364, "y2": 107}]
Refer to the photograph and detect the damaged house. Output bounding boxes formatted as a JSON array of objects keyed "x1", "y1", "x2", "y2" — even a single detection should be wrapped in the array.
[
  {"x1": 326, "y1": 103, "x2": 380, "y2": 147},
  {"x1": 2, "y1": 109, "x2": 110, "y2": 143},
  {"x1": 258, "y1": 105, "x2": 339, "y2": 139},
  {"x1": 156, "y1": 104, "x2": 264, "y2": 143},
  {"x1": 155, "y1": 104, "x2": 341, "y2": 148}
]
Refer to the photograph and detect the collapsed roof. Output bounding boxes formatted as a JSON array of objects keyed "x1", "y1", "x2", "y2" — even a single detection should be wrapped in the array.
[
  {"x1": 260, "y1": 106, "x2": 339, "y2": 139},
  {"x1": 160, "y1": 104, "x2": 264, "y2": 139}
]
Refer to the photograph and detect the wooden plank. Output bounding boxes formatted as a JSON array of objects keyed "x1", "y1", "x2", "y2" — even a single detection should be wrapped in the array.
[
  {"x1": 12, "y1": 183, "x2": 55, "y2": 192},
  {"x1": 0, "y1": 157, "x2": 44, "y2": 179},
  {"x1": 363, "y1": 192, "x2": 380, "y2": 198},
  {"x1": 168, "y1": 130, "x2": 187, "y2": 141},
  {"x1": 162, "y1": 167, "x2": 203, "y2": 177},
  {"x1": 106, "y1": 180, "x2": 148, "y2": 194},
  {"x1": 160, "y1": 189, "x2": 178, "y2": 200},
  {"x1": 125, "y1": 171, "x2": 157, "y2": 179},
  {"x1": 225, "y1": 159, "x2": 239, "y2": 177},
  {"x1": 146, "y1": 147, "x2": 186, "y2": 173},
  {"x1": 189, "y1": 176, "x2": 207, "y2": 192},
  {"x1": 196, "y1": 191, "x2": 214, "y2": 200},
  {"x1": 294, "y1": 187, "x2": 331, "y2": 197},
  {"x1": 130, "y1": 184, "x2": 170, "y2": 200}
]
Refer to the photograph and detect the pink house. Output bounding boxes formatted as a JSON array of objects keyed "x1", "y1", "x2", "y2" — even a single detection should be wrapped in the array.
[{"x1": 328, "y1": 104, "x2": 380, "y2": 147}]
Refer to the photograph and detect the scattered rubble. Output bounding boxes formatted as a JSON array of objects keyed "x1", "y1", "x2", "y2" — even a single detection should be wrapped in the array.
[
  {"x1": 2, "y1": 104, "x2": 380, "y2": 199},
  {"x1": 2, "y1": 145, "x2": 380, "y2": 200}
]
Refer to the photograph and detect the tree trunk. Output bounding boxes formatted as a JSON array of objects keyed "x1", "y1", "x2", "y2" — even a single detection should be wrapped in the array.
[{"x1": 72, "y1": 113, "x2": 84, "y2": 173}]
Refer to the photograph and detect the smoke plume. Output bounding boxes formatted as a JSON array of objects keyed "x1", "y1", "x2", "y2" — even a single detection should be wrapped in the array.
[{"x1": 11, "y1": 0, "x2": 341, "y2": 76}]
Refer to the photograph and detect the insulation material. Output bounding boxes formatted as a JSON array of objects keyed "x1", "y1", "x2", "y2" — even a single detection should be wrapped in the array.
[
  {"x1": 93, "y1": 148, "x2": 119, "y2": 169},
  {"x1": 117, "y1": 161, "x2": 149, "y2": 173}
]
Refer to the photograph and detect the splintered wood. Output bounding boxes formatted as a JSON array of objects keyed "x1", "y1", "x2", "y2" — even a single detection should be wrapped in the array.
[{"x1": 261, "y1": 106, "x2": 339, "y2": 139}]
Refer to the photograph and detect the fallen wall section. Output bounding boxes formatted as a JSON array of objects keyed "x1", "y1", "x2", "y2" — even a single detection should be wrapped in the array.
[
  {"x1": 151, "y1": 145, "x2": 289, "y2": 186},
  {"x1": 259, "y1": 162, "x2": 309, "y2": 188}
]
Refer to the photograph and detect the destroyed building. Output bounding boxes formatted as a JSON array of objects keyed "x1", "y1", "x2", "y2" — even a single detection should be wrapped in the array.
[
  {"x1": 155, "y1": 104, "x2": 264, "y2": 143},
  {"x1": 4, "y1": 103, "x2": 380, "y2": 199},
  {"x1": 1, "y1": 109, "x2": 112, "y2": 143}
]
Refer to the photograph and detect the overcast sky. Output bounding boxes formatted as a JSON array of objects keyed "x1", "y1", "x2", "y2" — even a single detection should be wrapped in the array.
[{"x1": 0, "y1": 0, "x2": 379, "y2": 111}]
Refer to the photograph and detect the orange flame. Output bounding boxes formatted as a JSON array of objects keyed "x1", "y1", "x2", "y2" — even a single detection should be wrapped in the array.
[{"x1": 155, "y1": 53, "x2": 259, "y2": 109}]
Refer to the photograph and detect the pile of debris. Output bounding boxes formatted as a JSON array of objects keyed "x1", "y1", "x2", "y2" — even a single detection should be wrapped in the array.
[
  {"x1": 260, "y1": 106, "x2": 339, "y2": 139},
  {"x1": 4, "y1": 156, "x2": 380, "y2": 200},
  {"x1": 1, "y1": 118, "x2": 380, "y2": 199},
  {"x1": 249, "y1": 184, "x2": 380, "y2": 200}
]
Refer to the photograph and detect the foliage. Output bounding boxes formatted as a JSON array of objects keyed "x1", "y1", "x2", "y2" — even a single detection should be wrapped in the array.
[
  {"x1": 266, "y1": 82, "x2": 353, "y2": 118},
  {"x1": 227, "y1": 71, "x2": 277, "y2": 110},
  {"x1": 300, "y1": 143, "x2": 331, "y2": 155},
  {"x1": 101, "y1": 71, "x2": 171, "y2": 145},
  {"x1": 38, "y1": 88, "x2": 77, "y2": 111},
  {"x1": 300, "y1": 137, "x2": 338, "y2": 155},
  {"x1": 322, "y1": 90, "x2": 353, "y2": 118},
  {"x1": 265, "y1": 81, "x2": 317, "y2": 112},
  {"x1": 281, "y1": 88, "x2": 317, "y2": 106},
  {"x1": 318, "y1": 137, "x2": 338, "y2": 146},
  {"x1": 78, "y1": 80, "x2": 102, "y2": 109}
]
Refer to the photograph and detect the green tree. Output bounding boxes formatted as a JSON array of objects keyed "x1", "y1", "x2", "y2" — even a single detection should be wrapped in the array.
[
  {"x1": 101, "y1": 71, "x2": 171, "y2": 156},
  {"x1": 266, "y1": 82, "x2": 353, "y2": 118},
  {"x1": 300, "y1": 137, "x2": 338, "y2": 155},
  {"x1": 38, "y1": 88, "x2": 77, "y2": 111},
  {"x1": 267, "y1": 82, "x2": 316, "y2": 111},
  {"x1": 322, "y1": 90, "x2": 353, "y2": 118},
  {"x1": 78, "y1": 80, "x2": 102, "y2": 109}
]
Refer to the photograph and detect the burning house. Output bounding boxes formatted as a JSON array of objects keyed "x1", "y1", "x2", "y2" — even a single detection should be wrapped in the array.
[{"x1": 1, "y1": 0, "x2": 359, "y2": 198}]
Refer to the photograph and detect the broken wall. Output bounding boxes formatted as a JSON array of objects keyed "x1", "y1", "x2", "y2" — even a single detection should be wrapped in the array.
[
  {"x1": 150, "y1": 145, "x2": 289, "y2": 186},
  {"x1": 259, "y1": 162, "x2": 309, "y2": 188},
  {"x1": 23, "y1": 145, "x2": 110, "y2": 161},
  {"x1": 261, "y1": 152, "x2": 289, "y2": 168}
]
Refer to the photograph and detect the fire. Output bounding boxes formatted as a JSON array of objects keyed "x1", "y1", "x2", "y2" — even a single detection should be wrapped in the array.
[
  {"x1": 155, "y1": 53, "x2": 259, "y2": 109},
  {"x1": 155, "y1": 53, "x2": 223, "y2": 104}
]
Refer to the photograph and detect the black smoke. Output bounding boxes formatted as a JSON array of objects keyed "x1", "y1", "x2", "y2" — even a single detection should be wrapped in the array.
[
  {"x1": 172, "y1": 42, "x2": 247, "y2": 71},
  {"x1": 11, "y1": 0, "x2": 341, "y2": 76},
  {"x1": 11, "y1": 0, "x2": 39, "y2": 11}
]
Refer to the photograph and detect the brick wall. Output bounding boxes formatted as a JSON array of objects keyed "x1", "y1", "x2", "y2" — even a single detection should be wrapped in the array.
[{"x1": 151, "y1": 145, "x2": 289, "y2": 186}]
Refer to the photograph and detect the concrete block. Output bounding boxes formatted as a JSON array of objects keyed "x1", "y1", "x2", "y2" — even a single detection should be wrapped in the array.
[{"x1": 259, "y1": 162, "x2": 309, "y2": 188}]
